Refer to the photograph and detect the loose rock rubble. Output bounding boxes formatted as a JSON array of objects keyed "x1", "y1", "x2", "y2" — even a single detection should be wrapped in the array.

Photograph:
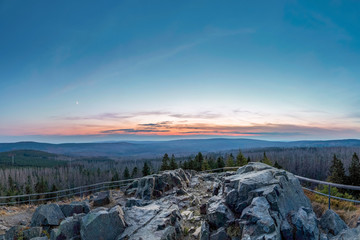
[{"x1": 1, "y1": 163, "x2": 359, "y2": 239}]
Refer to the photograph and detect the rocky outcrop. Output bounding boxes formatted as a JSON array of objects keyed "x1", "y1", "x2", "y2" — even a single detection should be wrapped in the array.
[
  {"x1": 119, "y1": 199, "x2": 182, "y2": 240},
  {"x1": 125, "y1": 169, "x2": 191, "y2": 200},
  {"x1": 212, "y1": 162, "x2": 319, "y2": 239},
  {"x1": 4, "y1": 163, "x2": 360, "y2": 240}
]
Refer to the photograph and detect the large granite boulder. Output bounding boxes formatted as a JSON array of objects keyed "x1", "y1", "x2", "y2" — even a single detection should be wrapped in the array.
[
  {"x1": 119, "y1": 199, "x2": 182, "y2": 240},
  {"x1": 60, "y1": 201, "x2": 90, "y2": 217},
  {"x1": 288, "y1": 207, "x2": 319, "y2": 240},
  {"x1": 219, "y1": 162, "x2": 320, "y2": 239},
  {"x1": 320, "y1": 209, "x2": 348, "y2": 236},
  {"x1": 80, "y1": 205, "x2": 126, "y2": 240},
  {"x1": 125, "y1": 169, "x2": 191, "y2": 200},
  {"x1": 240, "y1": 196, "x2": 279, "y2": 239},
  {"x1": 50, "y1": 214, "x2": 84, "y2": 240},
  {"x1": 31, "y1": 204, "x2": 65, "y2": 227}
]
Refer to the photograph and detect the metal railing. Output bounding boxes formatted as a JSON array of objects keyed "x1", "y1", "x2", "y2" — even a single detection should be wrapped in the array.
[
  {"x1": 1, "y1": 166, "x2": 360, "y2": 209},
  {"x1": 0, "y1": 178, "x2": 140, "y2": 206},
  {"x1": 295, "y1": 175, "x2": 360, "y2": 209}
]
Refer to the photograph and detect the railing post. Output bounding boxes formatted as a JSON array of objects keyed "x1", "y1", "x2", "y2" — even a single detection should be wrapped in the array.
[
  {"x1": 28, "y1": 195, "x2": 31, "y2": 205},
  {"x1": 328, "y1": 184, "x2": 331, "y2": 209}
]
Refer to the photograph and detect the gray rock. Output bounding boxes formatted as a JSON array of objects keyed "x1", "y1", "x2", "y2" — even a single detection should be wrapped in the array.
[
  {"x1": 5, "y1": 225, "x2": 27, "y2": 240},
  {"x1": 210, "y1": 227, "x2": 230, "y2": 240},
  {"x1": 60, "y1": 202, "x2": 90, "y2": 217},
  {"x1": 222, "y1": 162, "x2": 319, "y2": 240},
  {"x1": 119, "y1": 200, "x2": 182, "y2": 240},
  {"x1": 31, "y1": 204, "x2": 65, "y2": 227},
  {"x1": 92, "y1": 191, "x2": 111, "y2": 206},
  {"x1": 289, "y1": 207, "x2": 319, "y2": 240},
  {"x1": 125, "y1": 169, "x2": 190, "y2": 200},
  {"x1": 207, "y1": 198, "x2": 234, "y2": 228},
  {"x1": 199, "y1": 221, "x2": 210, "y2": 240},
  {"x1": 80, "y1": 205, "x2": 126, "y2": 240},
  {"x1": 320, "y1": 209, "x2": 348, "y2": 236},
  {"x1": 331, "y1": 225, "x2": 360, "y2": 240},
  {"x1": 240, "y1": 197, "x2": 278, "y2": 239},
  {"x1": 125, "y1": 198, "x2": 150, "y2": 208},
  {"x1": 23, "y1": 227, "x2": 43, "y2": 240},
  {"x1": 51, "y1": 214, "x2": 84, "y2": 240}
]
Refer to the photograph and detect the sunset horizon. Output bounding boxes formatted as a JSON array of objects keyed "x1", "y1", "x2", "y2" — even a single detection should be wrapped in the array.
[{"x1": 1, "y1": 1, "x2": 360, "y2": 143}]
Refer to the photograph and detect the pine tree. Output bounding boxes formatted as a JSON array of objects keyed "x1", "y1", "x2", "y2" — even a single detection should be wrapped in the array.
[
  {"x1": 328, "y1": 154, "x2": 346, "y2": 184},
  {"x1": 201, "y1": 159, "x2": 210, "y2": 171},
  {"x1": 160, "y1": 153, "x2": 170, "y2": 171},
  {"x1": 142, "y1": 162, "x2": 151, "y2": 176},
  {"x1": 35, "y1": 177, "x2": 48, "y2": 194},
  {"x1": 169, "y1": 154, "x2": 178, "y2": 170},
  {"x1": 25, "y1": 176, "x2": 32, "y2": 194},
  {"x1": 262, "y1": 152, "x2": 272, "y2": 166},
  {"x1": 123, "y1": 167, "x2": 130, "y2": 179},
  {"x1": 131, "y1": 167, "x2": 138, "y2": 178},
  {"x1": 236, "y1": 150, "x2": 247, "y2": 166},
  {"x1": 274, "y1": 161, "x2": 283, "y2": 169},
  {"x1": 111, "y1": 171, "x2": 120, "y2": 181},
  {"x1": 194, "y1": 152, "x2": 204, "y2": 171},
  {"x1": 247, "y1": 157, "x2": 251, "y2": 163},
  {"x1": 216, "y1": 156, "x2": 225, "y2": 169},
  {"x1": 8, "y1": 175, "x2": 14, "y2": 190},
  {"x1": 208, "y1": 157, "x2": 216, "y2": 169},
  {"x1": 349, "y1": 153, "x2": 360, "y2": 186},
  {"x1": 226, "y1": 154, "x2": 235, "y2": 167}
]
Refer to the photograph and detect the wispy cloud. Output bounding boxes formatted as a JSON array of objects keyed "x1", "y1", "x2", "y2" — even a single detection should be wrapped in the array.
[
  {"x1": 54, "y1": 26, "x2": 255, "y2": 95},
  {"x1": 97, "y1": 122, "x2": 357, "y2": 138},
  {"x1": 101, "y1": 128, "x2": 170, "y2": 134}
]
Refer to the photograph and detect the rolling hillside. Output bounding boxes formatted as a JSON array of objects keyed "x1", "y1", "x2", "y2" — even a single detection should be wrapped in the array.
[
  {"x1": 0, "y1": 150, "x2": 68, "y2": 167},
  {"x1": 0, "y1": 138, "x2": 360, "y2": 158}
]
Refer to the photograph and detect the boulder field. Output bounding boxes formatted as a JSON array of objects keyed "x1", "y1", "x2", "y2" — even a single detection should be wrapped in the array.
[{"x1": 1, "y1": 162, "x2": 359, "y2": 240}]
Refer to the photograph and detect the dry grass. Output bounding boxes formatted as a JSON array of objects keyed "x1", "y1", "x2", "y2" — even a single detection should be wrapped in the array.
[{"x1": 304, "y1": 189, "x2": 360, "y2": 227}]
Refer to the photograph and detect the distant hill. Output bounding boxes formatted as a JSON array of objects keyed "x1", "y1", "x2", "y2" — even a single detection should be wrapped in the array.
[
  {"x1": 0, "y1": 138, "x2": 360, "y2": 159},
  {"x1": 0, "y1": 150, "x2": 68, "y2": 167}
]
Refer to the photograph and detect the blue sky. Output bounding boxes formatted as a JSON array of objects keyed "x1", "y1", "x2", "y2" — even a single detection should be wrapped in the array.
[{"x1": 1, "y1": 0, "x2": 360, "y2": 143}]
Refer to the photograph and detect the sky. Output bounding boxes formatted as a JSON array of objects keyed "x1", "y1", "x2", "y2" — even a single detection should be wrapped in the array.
[{"x1": 1, "y1": 0, "x2": 360, "y2": 143}]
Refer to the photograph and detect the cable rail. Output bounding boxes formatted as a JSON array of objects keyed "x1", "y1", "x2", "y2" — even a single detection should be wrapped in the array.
[{"x1": 0, "y1": 166, "x2": 359, "y2": 209}]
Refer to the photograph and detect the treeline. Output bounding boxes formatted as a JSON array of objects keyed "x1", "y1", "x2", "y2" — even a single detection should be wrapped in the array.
[
  {"x1": 0, "y1": 159, "x2": 160, "y2": 198},
  {"x1": 2, "y1": 146, "x2": 360, "y2": 199},
  {"x1": 158, "y1": 151, "x2": 276, "y2": 172}
]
